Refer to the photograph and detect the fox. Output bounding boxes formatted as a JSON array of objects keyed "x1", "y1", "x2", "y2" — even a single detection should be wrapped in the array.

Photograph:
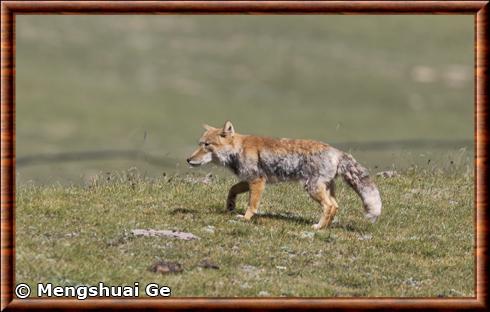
[{"x1": 186, "y1": 121, "x2": 382, "y2": 229}]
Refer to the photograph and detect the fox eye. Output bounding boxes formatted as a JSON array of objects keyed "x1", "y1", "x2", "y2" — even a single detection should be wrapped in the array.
[{"x1": 204, "y1": 142, "x2": 210, "y2": 147}]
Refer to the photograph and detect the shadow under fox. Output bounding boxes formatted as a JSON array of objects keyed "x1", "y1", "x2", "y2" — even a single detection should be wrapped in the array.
[{"x1": 187, "y1": 121, "x2": 382, "y2": 229}]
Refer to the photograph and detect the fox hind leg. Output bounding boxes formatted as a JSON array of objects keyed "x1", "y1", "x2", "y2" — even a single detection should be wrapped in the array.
[
  {"x1": 226, "y1": 181, "x2": 249, "y2": 211},
  {"x1": 329, "y1": 181, "x2": 339, "y2": 211},
  {"x1": 307, "y1": 180, "x2": 337, "y2": 230},
  {"x1": 244, "y1": 177, "x2": 266, "y2": 220}
]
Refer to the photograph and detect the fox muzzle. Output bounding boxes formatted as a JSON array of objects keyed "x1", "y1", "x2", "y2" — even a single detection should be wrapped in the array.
[{"x1": 187, "y1": 149, "x2": 213, "y2": 166}]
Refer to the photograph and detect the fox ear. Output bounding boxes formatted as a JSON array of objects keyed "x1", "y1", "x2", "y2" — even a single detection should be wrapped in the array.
[
  {"x1": 203, "y1": 124, "x2": 213, "y2": 131},
  {"x1": 222, "y1": 121, "x2": 235, "y2": 136}
]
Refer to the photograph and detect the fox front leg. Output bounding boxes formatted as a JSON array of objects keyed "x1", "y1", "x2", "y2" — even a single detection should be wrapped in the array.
[
  {"x1": 243, "y1": 177, "x2": 266, "y2": 220},
  {"x1": 226, "y1": 181, "x2": 249, "y2": 211}
]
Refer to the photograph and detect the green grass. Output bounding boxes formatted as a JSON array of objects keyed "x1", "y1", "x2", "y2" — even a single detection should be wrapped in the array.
[{"x1": 16, "y1": 167, "x2": 474, "y2": 297}]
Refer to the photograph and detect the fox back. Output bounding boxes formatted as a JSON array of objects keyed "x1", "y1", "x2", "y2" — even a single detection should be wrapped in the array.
[{"x1": 187, "y1": 122, "x2": 343, "y2": 183}]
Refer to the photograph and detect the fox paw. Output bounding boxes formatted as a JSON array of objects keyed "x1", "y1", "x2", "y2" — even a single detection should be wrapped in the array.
[
  {"x1": 365, "y1": 213, "x2": 379, "y2": 223},
  {"x1": 243, "y1": 211, "x2": 255, "y2": 220},
  {"x1": 312, "y1": 223, "x2": 323, "y2": 230},
  {"x1": 226, "y1": 202, "x2": 236, "y2": 211}
]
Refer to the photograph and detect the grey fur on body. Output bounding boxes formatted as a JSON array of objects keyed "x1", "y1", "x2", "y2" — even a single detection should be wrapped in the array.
[{"x1": 213, "y1": 137, "x2": 382, "y2": 222}]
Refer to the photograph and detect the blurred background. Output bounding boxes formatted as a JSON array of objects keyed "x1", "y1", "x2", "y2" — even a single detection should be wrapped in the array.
[{"x1": 16, "y1": 15, "x2": 473, "y2": 185}]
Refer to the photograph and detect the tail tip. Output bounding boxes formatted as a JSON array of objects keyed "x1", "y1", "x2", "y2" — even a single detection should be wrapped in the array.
[
  {"x1": 362, "y1": 189, "x2": 382, "y2": 224},
  {"x1": 365, "y1": 212, "x2": 379, "y2": 223}
]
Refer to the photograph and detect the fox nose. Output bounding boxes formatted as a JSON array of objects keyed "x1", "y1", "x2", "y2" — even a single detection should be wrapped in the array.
[{"x1": 186, "y1": 158, "x2": 191, "y2": 164}]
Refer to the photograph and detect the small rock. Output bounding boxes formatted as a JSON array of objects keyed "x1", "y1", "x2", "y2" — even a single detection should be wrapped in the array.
[
  {"x1": 240, "y1": 282, "x2": 251, "y2": 289},
  {"x1": 275, "y1": 266, "x2": 287, "y2": 270},
  {"x1": 149, "y1": 261, "x2": 183, "y2": 274},
  {"x1": 198, "y1": 259, "x2": 219, "y2": 270},
  {"x1": 241, "y1": 264, "x2": 257, "y2": 272},
  {"x1": 184, "y1": 173, "x2": 213, "y2": 185},
  {"x1": 404, "y1": 277, "x2": 421, "y2": 288},
  {"x1": 358, "y1": 234, "x2": 373, "y2": 241},
  {"x1": 202, "y1": 173, "x2": 214, "y2": 184},
  {"x1": 300, "y1": 231, "x2": 315, "y2": 239},
  {"x1": 131, "y1": 229, "x2": 200, "y2": 240},
  {"x1": 449, "y1": 288, "x2": 465, "y2": 296},
  {"x1": 376, "y1": 170, "x2": 399, "y2": 178},
  {"x1": 241, "y1": 264, "x2": 262, "y2": 277},
  {"x1": 204, "y1": 225, "x2": 215, "y2": 234},
  {"x1": 258, "y1": 291, "x2": 270, "y2": 297}
]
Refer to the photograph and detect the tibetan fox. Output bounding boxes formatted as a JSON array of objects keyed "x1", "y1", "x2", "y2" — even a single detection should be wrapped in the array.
[{"x1": 187, "y1": 121, "x2": 381, "y2": 229}]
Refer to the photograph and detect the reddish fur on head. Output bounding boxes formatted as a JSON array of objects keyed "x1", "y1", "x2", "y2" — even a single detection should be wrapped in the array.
[{"x1": 186, "y1": 121, "x2": 238, "y2": 166}]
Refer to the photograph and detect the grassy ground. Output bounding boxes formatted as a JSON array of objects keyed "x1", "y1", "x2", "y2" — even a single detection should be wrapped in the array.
[
  {"x1": 14, "y1": 14, "x2": 475, "y2": 298},
  {"x1": 16, "y1": 167, "x2": 474, "y2": 297}
]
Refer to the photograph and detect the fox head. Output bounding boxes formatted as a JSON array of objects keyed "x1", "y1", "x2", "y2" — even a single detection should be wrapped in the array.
[{"x1": 187, "y1": 121, "x2": 237, "y2": 167}]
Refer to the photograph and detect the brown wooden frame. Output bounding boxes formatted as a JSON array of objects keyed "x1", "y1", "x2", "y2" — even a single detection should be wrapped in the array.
[{"x1": 1, "y1": 0, "x2": 488, "y2": 310}]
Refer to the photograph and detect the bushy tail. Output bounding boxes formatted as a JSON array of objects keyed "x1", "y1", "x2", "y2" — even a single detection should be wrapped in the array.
[{"x1": 337, "y1": 153, "x2": 382, "y2": 223}]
